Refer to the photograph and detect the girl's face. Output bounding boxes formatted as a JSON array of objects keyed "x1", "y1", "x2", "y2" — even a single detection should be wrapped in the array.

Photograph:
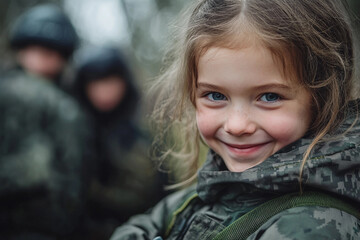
[
  {"x1": 86, "y1": 75, "x2": 127, "y2": 112},
  {"x1": 195, "y1": 45, "x2": 312, "y2": 172}
]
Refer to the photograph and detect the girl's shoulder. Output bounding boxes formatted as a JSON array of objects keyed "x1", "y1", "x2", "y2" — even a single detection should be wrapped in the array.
[{"x1": 247, "y1": 205, "x2": 360, "y2": 240}]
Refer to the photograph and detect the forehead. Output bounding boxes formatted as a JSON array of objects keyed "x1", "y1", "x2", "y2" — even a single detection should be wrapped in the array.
[
  {"x1": 195, "y1": 36, "x2": 299, "y2": 87},
  {"x1": 197, "y1": 45, "x2": 286, "y2": 87},
  {"x1": 198, "y1": 45, "x2": 273, "y2": 74}
]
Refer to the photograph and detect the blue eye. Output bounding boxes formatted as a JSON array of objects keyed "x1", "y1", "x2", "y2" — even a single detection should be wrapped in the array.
[
  {"x1": 260, "y1": 93, "x2": 280, "y2": 102},
  {"x1": 207, "y1": 92, "x2": 227, "y2": 101}
]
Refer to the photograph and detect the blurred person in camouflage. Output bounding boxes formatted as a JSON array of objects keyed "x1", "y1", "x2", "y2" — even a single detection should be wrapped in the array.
[
  {"x1": 71, "y1": 46, "x2": 167, "y2": 240},
  {"x1": 0, "y1": 3, "x2": 91, "y2": 240}
]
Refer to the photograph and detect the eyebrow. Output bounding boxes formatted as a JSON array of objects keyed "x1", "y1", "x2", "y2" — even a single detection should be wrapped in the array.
[
  {"x1": 253, "y1": 83, "x2": 292, "y2": 92},
  {"x1": 196, "y1": 82, "x2": 226, "y2": 91}
]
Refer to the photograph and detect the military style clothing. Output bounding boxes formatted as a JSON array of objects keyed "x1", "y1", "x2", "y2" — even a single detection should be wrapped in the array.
[
  {"x1": 0, "y1": 71, "x2": 89, "y2": 239},
  {"x1": 110, "y1": 99, "x2": 360, "y2": 240}
]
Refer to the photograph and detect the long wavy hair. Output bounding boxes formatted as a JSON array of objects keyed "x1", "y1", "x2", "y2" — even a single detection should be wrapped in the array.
[{"x1": 150, "y1": 0, "x2": 358, "y2": 188}]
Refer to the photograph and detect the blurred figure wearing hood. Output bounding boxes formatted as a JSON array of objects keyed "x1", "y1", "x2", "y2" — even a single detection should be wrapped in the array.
[{"x1": 71, "y1": 46, "x2": 166, "y2": 239}]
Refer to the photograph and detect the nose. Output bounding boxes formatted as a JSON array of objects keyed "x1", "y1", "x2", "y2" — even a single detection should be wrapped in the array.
[{"x1": 223, "y1": 108, "x2": 256, "y2": 136}]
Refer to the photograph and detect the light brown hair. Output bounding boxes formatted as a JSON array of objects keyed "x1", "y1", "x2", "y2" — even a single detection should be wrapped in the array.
[{"x1": 150, "y1": 0, "x2": 358, "y2": 188}]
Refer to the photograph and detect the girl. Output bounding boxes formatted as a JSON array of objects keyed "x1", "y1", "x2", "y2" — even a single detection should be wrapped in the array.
[{"x1": 111, "y1": 0, "x2": 360, "y2": 239}]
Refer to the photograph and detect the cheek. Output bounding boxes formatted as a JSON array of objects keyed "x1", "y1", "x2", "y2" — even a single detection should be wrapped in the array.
[
  {"x1": 196, "y1": 108, "x2": 217, "y2": 140},
  {"x1": 263, "y1": 112, "x2": 310, "y2": 144},
  {"x1": 196, "y1": 112, "x2": 211, "y2": 139}
]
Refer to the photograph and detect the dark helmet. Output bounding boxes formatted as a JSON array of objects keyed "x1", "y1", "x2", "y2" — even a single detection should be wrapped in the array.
[{"x1": 9, "y1": 4, "x2": 79, "y2": 59}]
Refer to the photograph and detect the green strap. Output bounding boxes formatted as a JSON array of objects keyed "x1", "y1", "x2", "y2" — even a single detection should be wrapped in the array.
[{"x1": 213, "y1": 191, "x2": 360, "y2": 240}]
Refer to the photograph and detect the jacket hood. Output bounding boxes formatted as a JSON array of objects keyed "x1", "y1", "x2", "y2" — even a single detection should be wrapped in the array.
[
  {"x1": 72, "y1": 46, "x2": 140, "y2": 124},
  {"x1": 197, "y1": 99, "x2": 360, "y2": 204}
]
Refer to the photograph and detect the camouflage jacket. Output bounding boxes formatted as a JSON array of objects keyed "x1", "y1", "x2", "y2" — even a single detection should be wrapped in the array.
[
  {"x1": 0, "y1": 71, "x2": 90, "y2": 239},
  {"x1": 111, "y1": 100, "x2": 360, "y2": 240}
]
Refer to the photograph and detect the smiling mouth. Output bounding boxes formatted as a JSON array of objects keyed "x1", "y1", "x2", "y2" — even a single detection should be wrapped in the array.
[{"x1": 222, "y1": 141, "x2": 271, "y2": 155}]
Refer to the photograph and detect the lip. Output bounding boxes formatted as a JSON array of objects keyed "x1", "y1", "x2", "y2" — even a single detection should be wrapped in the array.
[{"x1": 222, "y1": 141, "x2": 271, "y2": 156}]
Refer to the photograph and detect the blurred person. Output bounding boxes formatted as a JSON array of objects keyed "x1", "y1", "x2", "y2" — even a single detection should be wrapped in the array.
[
  {"x1": 0, "y1": 71, "x2": 89, "y2": 239},
  {"x1": 0, "y1": 4, "x2": 93, "y2": 240},
  {"x1": 71, "y1": 46, "x2": 167, "y2": 239},
  {"x1": 6, "y1": 3, "x2": 78, "y2": 84}
]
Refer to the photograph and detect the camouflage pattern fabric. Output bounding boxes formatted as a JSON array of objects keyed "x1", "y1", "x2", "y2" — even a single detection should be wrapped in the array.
[
  {"x1": 0, "y1": 71, "x2": 90, "y2": 239},
  {"x1": 110, "y1": 99, "x2": 360, "y2": 240}
]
